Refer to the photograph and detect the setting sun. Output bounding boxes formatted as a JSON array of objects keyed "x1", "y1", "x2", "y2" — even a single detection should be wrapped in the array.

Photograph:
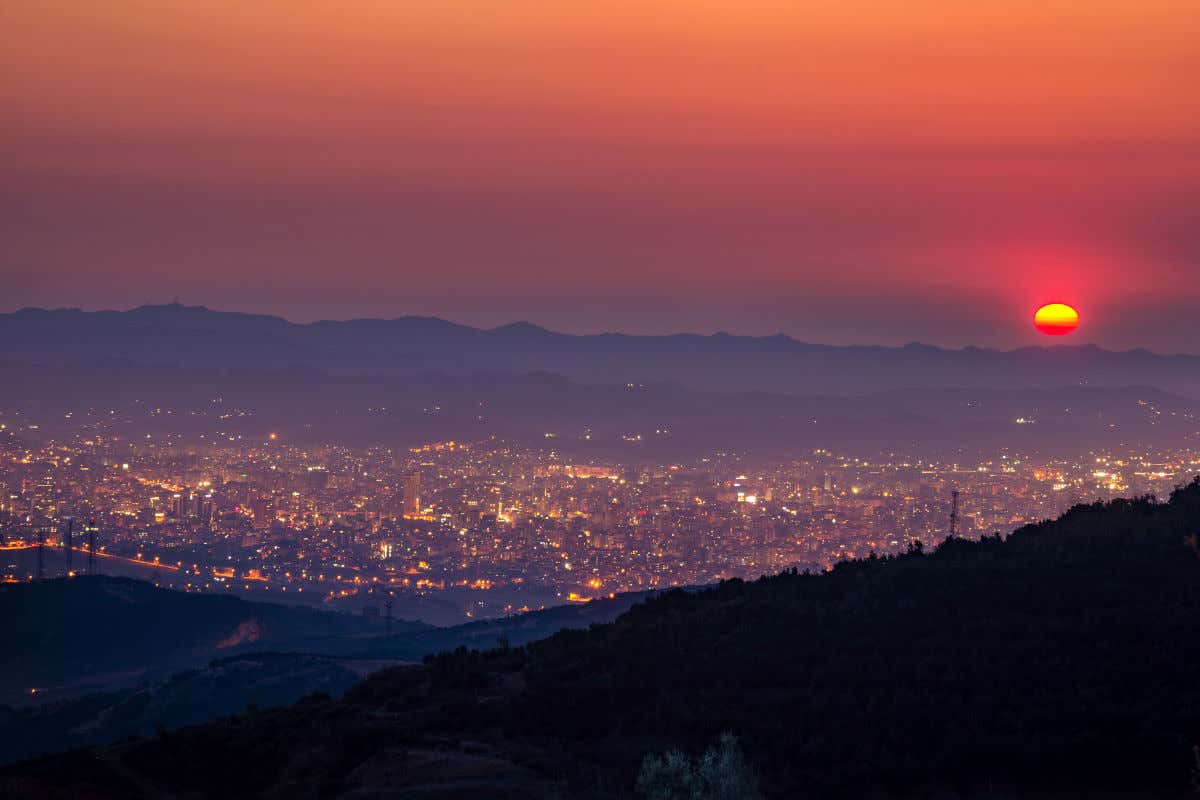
[{"x1": 1034, "y1": 303, "x2": 1080, "y2": 336}]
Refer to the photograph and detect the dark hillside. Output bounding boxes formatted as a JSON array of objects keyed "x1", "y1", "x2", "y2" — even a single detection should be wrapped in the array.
[
  {"x1": 0, "y1": 653, "x2": 365, "y2": 765},
  {"x1": 0, "y1": 576, "x2": 425, "y2": 702},
  {"x1": 506, "y1": 486, "x2": 1200, "y2": 796},
  {"x1": 8, "y1": 481, "x2": 1200, "y2": 798}
]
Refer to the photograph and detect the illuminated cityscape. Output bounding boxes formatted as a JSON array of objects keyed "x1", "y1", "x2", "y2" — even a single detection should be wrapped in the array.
[
  {"x1": 5, "y1": 0, "x2": 1199, "y2": 792},
  {"x1": 3, "y1": 405, "x2": 1195, "y2": 622}
]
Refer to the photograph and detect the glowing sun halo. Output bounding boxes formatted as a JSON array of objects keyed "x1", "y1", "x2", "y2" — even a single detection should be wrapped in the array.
[{"x1": 1034, "y1": 303, "x2": 1080, "y2": 336}]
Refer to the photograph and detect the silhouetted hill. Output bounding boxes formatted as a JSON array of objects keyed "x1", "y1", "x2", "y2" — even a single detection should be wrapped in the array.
[
  {"x1": 0, "y1": 576, "x2": 426, "y2": 704},
  {"x1": 0, "y1": 589, "x2": 659, "y2": 765},
  {"x1": 5, "y1": 303, "x2": 1200, "y2": 397},
  {"x1": 0, "y1": 653, "x2": 366, "y2": 766},
  {"x1": 327, "y1": 588, "x2": 664, "y2": 661},
  {"x1": 8, "y1": 482, "x2": 1200, "y2": 798}
]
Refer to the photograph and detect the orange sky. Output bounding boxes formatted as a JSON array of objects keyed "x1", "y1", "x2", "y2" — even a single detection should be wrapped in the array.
[{"x1": 3, "y1": 1, "x2": 1200, "y2": 348}]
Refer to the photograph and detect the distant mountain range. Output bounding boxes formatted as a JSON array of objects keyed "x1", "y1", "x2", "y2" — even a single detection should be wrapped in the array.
[
  {"x1": 5, "y1": 303, "x2": 1200, "y2": 397},
  {"x1": 4, "y1": 304, "x2": 1199, "y2": 455}
]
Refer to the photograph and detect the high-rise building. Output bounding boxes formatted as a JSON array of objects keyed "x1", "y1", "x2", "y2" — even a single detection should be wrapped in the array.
[
  {"x1": 195, "y1": 493, "x2": 214, "y2": 523},
  {"x1": 402, "y1": 472, "x2": 421, "y2": 516},
  {"x1": 251, "y1": 498, "x2": 273, "y2": 529}
]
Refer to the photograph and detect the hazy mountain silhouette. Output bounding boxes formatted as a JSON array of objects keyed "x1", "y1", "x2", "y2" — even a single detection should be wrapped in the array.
[
  {"x1": 5, "y1": 304, "x2": 1199, "y2": 455},
  {"x1": 5, "y1": 303, "x2": 1200, "y2": 396},
  {"x1": 4, "y1": 362, "x2": 1195, "y2": 455}
]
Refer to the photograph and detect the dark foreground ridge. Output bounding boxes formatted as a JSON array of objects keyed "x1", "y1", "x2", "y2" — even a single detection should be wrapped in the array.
[
  {"x1": 0, "y1": 576, "x2": 427, "y2": 705},
  {"x1": 8, "y1": 481, "x2": 1200, "y2": 798},
  {"x1": 0, "y1": 586, "x2": 659, "y2": 766}
]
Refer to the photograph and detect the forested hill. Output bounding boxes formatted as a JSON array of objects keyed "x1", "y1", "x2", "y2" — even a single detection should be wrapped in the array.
[
  {"x1": 9, "y1": 482, "x2": 1200, "y2": 798},
  {"x1": 0, "y1": 576, "x2": 425, "y2": 703}
]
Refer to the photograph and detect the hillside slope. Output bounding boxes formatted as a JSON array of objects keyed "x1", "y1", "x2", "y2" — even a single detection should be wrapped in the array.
[
  {"x1": 8, "y1": 482, "x2": 1200, "y2": 798},
  {"x1": 0, "y1": 576, "x2": 426, "y2": 703},
  {"x1": 0, "y1": 653, "x2": 365, "y2": 766},
  {"x1": 0, "y1": 587, "x2": 658, "y2": 765}
]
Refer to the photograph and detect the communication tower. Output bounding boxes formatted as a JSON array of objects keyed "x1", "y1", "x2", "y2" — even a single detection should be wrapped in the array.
[{"x1": 63, "y1": 518, "x2": 73, "y2": 576}]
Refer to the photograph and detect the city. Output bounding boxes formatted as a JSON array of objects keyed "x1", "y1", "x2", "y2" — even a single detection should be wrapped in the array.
[
  {"x1": 3, "y1": 404, "x2": 1194, "y2": 623},
  {"x1": 4, "y1": 0, "x2": 1199, "y2": 793}
]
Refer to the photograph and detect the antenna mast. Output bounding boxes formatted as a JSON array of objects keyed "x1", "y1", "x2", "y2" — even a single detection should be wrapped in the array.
[
  {"x1": 63, "y1": 518, "x2": 73, "y2": 576},
  {"x1": 87, "y1": 518, "x2": 97, "y2": 575}
]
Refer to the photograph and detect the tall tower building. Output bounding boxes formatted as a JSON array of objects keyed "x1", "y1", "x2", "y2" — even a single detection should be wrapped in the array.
[
  {"x1": 196, "y1": 493, "x2": 214, "y2": 523},
  {"x1": 402, "y1": 472, "x2": 421, "y2": 516}
]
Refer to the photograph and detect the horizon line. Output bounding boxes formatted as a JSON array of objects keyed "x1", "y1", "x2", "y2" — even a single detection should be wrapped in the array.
[{"x1": 2, "y1": 301, "x2": 1191, "y2": 359}]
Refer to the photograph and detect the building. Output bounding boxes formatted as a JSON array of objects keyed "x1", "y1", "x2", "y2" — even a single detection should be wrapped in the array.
[{"x1": 403, "y1": 472, "x2": 421, "y2": 516}]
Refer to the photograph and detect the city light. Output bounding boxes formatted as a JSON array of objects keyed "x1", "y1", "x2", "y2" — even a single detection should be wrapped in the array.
[{"x1": 2, "y1": 409, "x2": 1191, "y2": 610}]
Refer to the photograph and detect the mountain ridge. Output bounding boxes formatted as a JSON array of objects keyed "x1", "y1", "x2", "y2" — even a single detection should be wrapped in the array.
[
  {"x1": 6, "y1": 302, "x2": 1196, "y2": 358},
  {"x1": 5, "y1": 303, "x2": 1200, "y2": 399}
]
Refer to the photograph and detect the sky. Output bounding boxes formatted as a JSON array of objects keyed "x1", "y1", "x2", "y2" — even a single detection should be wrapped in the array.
[{"x1": 3, "y1": 1, "x2": 1199, "y2": 350}]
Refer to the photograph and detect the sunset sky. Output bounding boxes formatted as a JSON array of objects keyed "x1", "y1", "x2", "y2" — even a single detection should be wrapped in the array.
[{"x1": 4, "y1": 1, "x2": 1199, "y2": 349}]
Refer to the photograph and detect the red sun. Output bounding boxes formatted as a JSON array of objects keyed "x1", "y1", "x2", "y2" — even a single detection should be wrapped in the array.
[{"x1": 1034, "y1": 303, "x2": 1080, "y2": 336}]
